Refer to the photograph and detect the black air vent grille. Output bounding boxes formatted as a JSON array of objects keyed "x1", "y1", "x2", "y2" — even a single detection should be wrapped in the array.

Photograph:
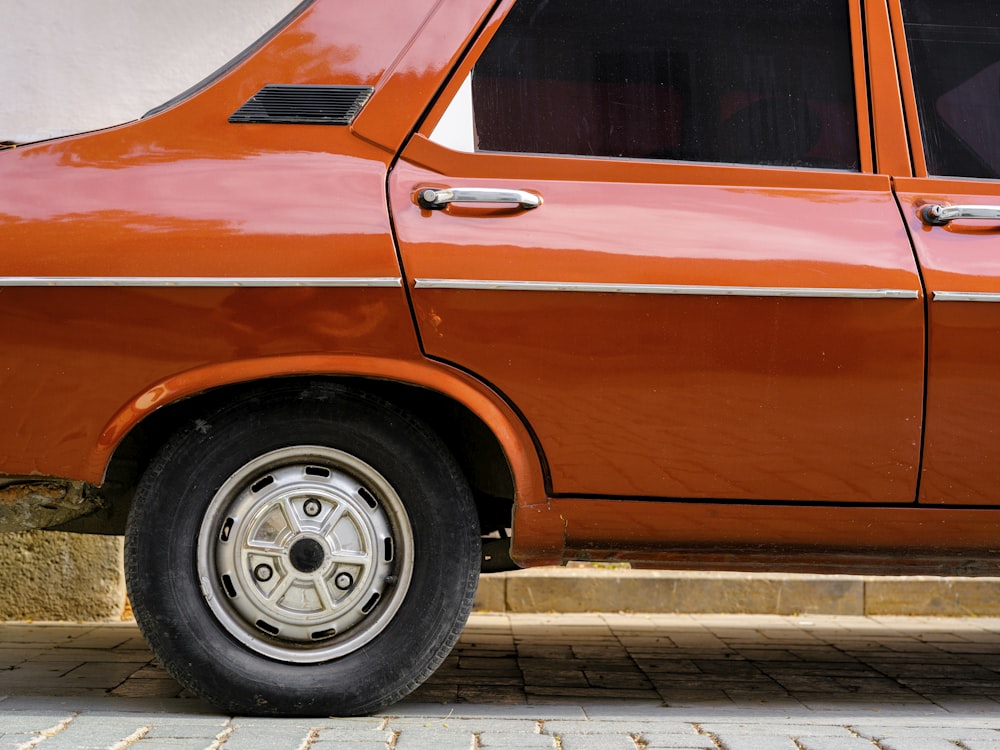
[{"x1": 229, "y1": 84, "x2": 374, "y2": 125}]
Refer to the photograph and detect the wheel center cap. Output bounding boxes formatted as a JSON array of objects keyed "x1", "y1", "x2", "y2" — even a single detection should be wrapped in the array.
[{"x1": 288, "y1": 537, "x2": 325, "y2": 573}]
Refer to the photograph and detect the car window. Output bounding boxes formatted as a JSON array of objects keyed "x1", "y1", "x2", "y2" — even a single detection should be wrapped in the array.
[
  {"x1": 901, "y1": 1, "x2": 1000, "y2": 179},
  {"x1": 430, "y1": 0, "x2": 860, "y2": 170}
]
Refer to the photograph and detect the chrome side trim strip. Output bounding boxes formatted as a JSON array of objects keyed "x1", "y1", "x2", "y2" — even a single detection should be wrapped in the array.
[
  {"x1": 934, "y1": 291, "x2": 1000, "y2": 303},
  {"x1": 413, "y1": 279, "x2": 919, "y2": 299},
  {"x1": 0, "y1": 277, "x2": 403, "y2": 288}
]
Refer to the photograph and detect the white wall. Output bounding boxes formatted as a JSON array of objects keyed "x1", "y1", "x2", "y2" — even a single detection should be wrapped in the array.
[{"x1": 1, "y1": 0, "x2": 300, "y2": 143}]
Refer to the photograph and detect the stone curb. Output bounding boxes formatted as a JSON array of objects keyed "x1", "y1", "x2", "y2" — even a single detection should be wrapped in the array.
[{"x1": 473, "y1": 568, "x2": 1000, "y2": 617}]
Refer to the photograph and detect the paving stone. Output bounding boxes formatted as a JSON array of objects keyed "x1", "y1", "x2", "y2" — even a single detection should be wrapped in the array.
[
  {"x1": 658, "y1": 690, "x2": 737, "y2": 706},
  {"x1": 141, "y1": 716, "x2": 230, "y2": 739},
  {"x1": 389, "y1": 719, "x2": 540, "y2": 735},
  {"x1": 923, "y1": 695, "x2": 1000, "y2": 712},
  {"x1": 871, "y1": 740, "x2": 974, "y2": 750},
  {"x1": 111, "y1": 679, "x2": 186, "y2": 698},
  {"x1": 526, "y1": 686, "x2": 659, "y2": 700},
  {"x1": 583, "y1": 671, "x2": 654, "y2": 690},
  {"x1": 704, "y1": 723, "x2": 870, "y2": 738},
  {"x1": 478, "y1": 734, "x2": 556, "y2": 749},
  {"x1": 555, "y1": 733, "x2": 636, "y2": 749},
  {"x1": 701, "y1": 734, "x2": 800, "y2": 750},
  {"x1": 28, "y1": 649, "x2": 148, "y2": 664},
  {"x1": 457, "y1": 686, "x2": 527, "y2": 704},
  {"x1": 23, "y1": 715, "x2": 153, "y2": 749},
  {"x1": 852, "y1": 726, "x2": 1000, "y2": 750},
  {"x1": 392, "y1": 727, "x2": 478, "y2": 749},
  {"x1": 545, "y1": 721, "x2": 681, "y2": 736},
  {"x1": 0, "y1": 712, "x2": 74, "y2": 750},
  {"x1": 221, "y1": 725, "x2": 326, "y2": 750},
  {"x1": 387, "y1": 705, "x2": 585, "y2": 720},
  {"x1": 458, "y1": 657, "x2": 520, "y2": 674},
  {"x1": 639, "y1": 732, "x2": 716, "y2": 750},
  {"x1": 796, "y1": 738, "x2": 890, "y2": 750},
  {"x1": 520, "y1": 671, "x2": 589, "y2": 688},
  {"x1": 57, "y1": 661, "x2": 148, "y2": 689}
]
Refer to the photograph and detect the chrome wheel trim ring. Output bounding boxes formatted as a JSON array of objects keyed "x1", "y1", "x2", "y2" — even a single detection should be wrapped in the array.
[{"x1": 196, "y1": 446, "x2": 414, "y2": 663}]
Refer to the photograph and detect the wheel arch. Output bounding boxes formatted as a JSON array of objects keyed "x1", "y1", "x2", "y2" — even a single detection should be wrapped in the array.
[{"x1": 80, "y1": 355, "x2": 547, "y2": 538}]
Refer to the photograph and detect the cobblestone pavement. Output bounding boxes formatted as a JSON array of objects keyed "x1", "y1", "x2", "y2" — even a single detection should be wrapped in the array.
[{"x1": 2, "y1": 613, "x2": 1000, "y2": 748}]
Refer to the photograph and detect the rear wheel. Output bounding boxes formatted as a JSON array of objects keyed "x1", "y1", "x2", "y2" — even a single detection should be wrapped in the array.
[{"x1": 125, "y1": 383, "x2": 480, "y2": 716}]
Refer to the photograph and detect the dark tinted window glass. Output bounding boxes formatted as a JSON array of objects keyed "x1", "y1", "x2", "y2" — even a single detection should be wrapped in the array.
[
  {"x1": 472, "y1": 0, "x2": 859, "y2": 170},
  {"x1": 902, "y1": 1, "x2": 1000, "y2": 178}
]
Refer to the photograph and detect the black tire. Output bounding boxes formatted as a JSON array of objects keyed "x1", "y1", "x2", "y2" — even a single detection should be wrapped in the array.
[{"x1": 124, "y1": 382, "x2": 480, "y2": 716}]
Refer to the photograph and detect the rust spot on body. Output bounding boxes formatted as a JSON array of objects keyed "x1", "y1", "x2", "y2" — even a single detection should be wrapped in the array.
[
  {"x1": 0, "y1": 478, "x2": 102, "y2": 531},
  {"x1": 0, "y1": 482, "x2": 66, "y2": 507}
]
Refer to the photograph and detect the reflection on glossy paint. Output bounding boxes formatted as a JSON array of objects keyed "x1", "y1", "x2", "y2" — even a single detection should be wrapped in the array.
[
  {"x1": 136, "y1": 386, "x2": 169, "y2": 411},
  {"x1": 394, "y1": 168, "x2": 920, "y2": 289},
  {"x1": 0, "y1": 145, "x2": 398, "y2": 281},
  {"x1": 2, "y1": 148, "x2": 382, "y2": 231}
]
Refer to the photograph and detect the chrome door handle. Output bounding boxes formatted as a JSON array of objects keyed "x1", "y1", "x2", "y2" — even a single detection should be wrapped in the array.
[
  {"x1": 920, "y1": 204, "x2": 1000, "y2": 226},
  {"x1": 416, "y1": 187, "x2": 541, "y2": 210}
]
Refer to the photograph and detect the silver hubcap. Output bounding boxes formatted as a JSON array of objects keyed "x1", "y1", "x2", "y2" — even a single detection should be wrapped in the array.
[{"x1": 196, "y1": 446, "x2": 413, "y2": 663}]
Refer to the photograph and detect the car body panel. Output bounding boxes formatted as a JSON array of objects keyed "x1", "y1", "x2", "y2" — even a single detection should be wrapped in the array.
[
  {"x1": 0, "y1": 285, "x2": 416, "y2": 481},
  {"x1": 519, "y1": 497, "x2": 1000, "y2": 574},
  {"x1": 866, "y1": 0, "x2": 913, "y2": 176},
  {"x1": 896, "y1": 182, "x2": 1000, "y2": 506},
  {"x1": 391, "y1": 156, "x2": 925, "y2": 504}
]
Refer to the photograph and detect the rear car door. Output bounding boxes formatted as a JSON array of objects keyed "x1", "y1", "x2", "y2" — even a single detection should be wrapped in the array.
[
  {"x1": 389, "y1": 0, "x2": 926, "y2": 503},
  {"x1": 891, "y1": 0, "x2": 1000, "y2": 505}
]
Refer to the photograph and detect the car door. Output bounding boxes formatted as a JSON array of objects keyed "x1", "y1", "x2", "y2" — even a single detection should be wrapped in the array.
[
  {"x1": 389, "y1": 0, "x2": 925, "y2": 503},
  {"x1": 890, "y1": 0, "x2": 1000, "y2": 505}
]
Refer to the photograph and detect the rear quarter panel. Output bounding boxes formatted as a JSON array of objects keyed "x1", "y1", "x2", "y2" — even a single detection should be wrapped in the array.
[{"x1": 0, "y1": 0, "x2": 495, "y2": 482}]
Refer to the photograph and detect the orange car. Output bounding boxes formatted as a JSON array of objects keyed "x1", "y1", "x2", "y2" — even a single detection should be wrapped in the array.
[{"x1": 2, "y1": 0, "x2": 999, "y2": 716}]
